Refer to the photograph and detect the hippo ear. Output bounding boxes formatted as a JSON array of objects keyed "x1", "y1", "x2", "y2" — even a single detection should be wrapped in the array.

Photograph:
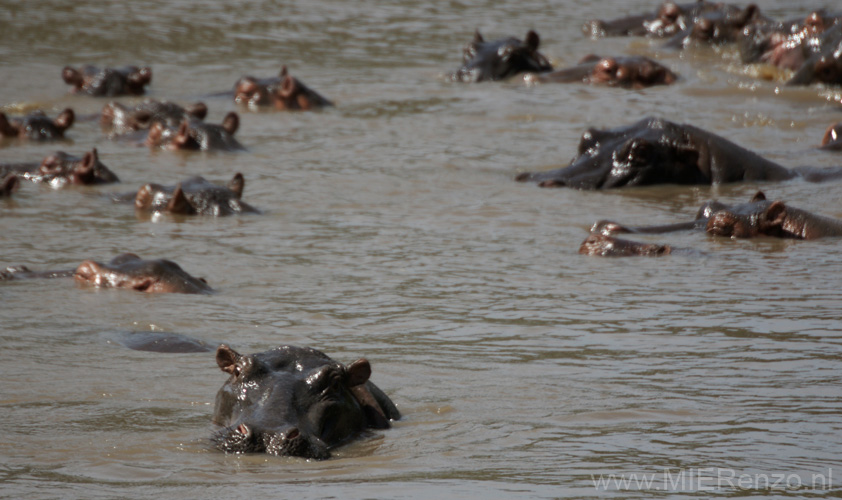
[
  {"x1": 172, "y1": 120, "x2": 191, "y2": 147},
  {"x1": 167, "y1": 184, "x2": 195, "y2": 215},
  {"x1": 751, "y1": 191, "x2": 766, "y2": 202},
  {"x1": 279, "y1": 65, "x2": 289, "y2": 78},
  {"x1": 473, "y1": 30, "x2": 484, "y2": 43},
  {"x1": 762, "y1": 201, "x2": 787, "y2": 228},
  {"x1": 61, "y1": 66, "x2": 83, "y2": 87},
  {"x1": 346, "y1": 358, "x2": 372, "y2": 387},
  {"x1": 0, "y1": 112, "x2": 16, "y2": 136},
  {"x1": 54, "y1": 108, "x2": 75, "y2": 131},
  {"x1": 187, "y1": 102, "x2": 208, "y2": 121},
  {"x1": 216, "y1": 344, "x2": 241, "y2": 375},
  {"x1": 74, "y1": 259, "x2": 104, "y2": 283},
  {"x1": 73, "y1": 151, "x2": 97, "y2": 183},
  {"x1": 222, "y1": 112, "x2": 239, "y2": 135},
  {"x1": 280, "y1": 75, "x2": 299, "y2": 99},
  {"x1": 525, "y1": 30, "x2": 540, "y2": 51},
  {"x1": 1, "y1": 174, "x2": 19, "y2": 196},
  {"x1": 146, "y1": 122, "x2": 164, "y2": 147},
  {"x1": 739, "y1": 4, "x2": 761, "y2": 26},
  {"x1": 228, "y1": 173, "x2": 245, "y2": 199}
]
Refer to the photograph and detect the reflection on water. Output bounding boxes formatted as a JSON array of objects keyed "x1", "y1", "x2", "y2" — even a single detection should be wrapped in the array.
[{"x1": 2, "y1": 0, "x2": 842, "y2": 498}]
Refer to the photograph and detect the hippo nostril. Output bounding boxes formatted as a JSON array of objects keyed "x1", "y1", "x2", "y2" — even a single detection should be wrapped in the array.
[
  {"x1": 285, "y1": 427, "x2": 300, "y2": 440},
  {"x1": 236, "y1": 423, "x2": 250, "y2": 436}
]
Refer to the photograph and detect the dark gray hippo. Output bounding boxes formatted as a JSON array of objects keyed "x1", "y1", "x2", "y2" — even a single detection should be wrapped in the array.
[
  {"x1": 234, "y1": 66, "x2": 333, "y2": 110},
  {"x1": 145, "y1": 112, "x2": 244, "y2": 151},
  {"x1": 0, "y1": 109, "x2": 74, "y2": 141},
  {"x1": 515, "y1": 117, "x2": 842, "y2": 189},
  {"x1": 62, "y1": 65, "x2": 152, "y2": 96},
  {"x1": 525, "y1": 55, "x2": 676, "y2": 89},
  {"x1": 133, "y1": 173, "x2": 259, "y2": 217},
  {"x1": 74, "y1": 253, "x2": 213, "y2": 294},
  {"x1": 583, "y1": 1, "x2": 742, "y2": 39},
  {"x1": 0, "y1": 149, "x2": 119, "y2": 188},
  {"x1": 448, "y1": 30, "x2": 553, "y2": 83},
  {"x1": 212, "y1": 344, "x2": 400, "y2": 459},
  {"x1": 101, "y1": 99, "x2": 208, "y2": 136},
  {"x1": 579, "y1": 233, "x2": 674, "y2": 257}
]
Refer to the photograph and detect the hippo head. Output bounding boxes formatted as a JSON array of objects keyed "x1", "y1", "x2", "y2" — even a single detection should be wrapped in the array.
[
  {"x1": 37, "y1": 148, "x2": 119, "y2": 186},
  {"x1": 704, "y1": 192, "x2": 787, "y2": 238},
  {"x1": 516, "y1": 117, "x2": 709, "y2": 189},
  {"x1": 212, "y1": 345, "x2": 397, "y2": 459},
  {"x1": 0, "y1": 109, "x2": 75, "y2": 140},
  {"x1": 586, "y1": 55, "x2": 677, "y2": 88},
  {"x1": 103, "y1": 100, "x2": 207, "y2": 134},
  {"x1": 450, "y1": 30, "x2": 553, "y2": 82},
  {"x1": 74, "y1": 253, "x2": 212, "y2": 294},
  {"x1": 579, "y1": 233, "x2": 672, "y2": 257},
  {"x1": 235, "y1": 67, "x2": 333, "y2": 110},
  {"x1": 673, "y1": 4, "x2": 762, "y2": 47},
  {"x1": 147, "y1": 113, "x2": 242, "y2": 151},
  {"x1": 134, "y1": 173, "x2": 257, "y2": 216},
  {"x1": 62, "y1": 65, "x2": 152, "y2": 96}
]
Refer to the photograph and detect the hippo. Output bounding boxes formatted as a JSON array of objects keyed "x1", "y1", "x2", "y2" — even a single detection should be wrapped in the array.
[
  {"x1": 664, "y1": 4, "x2": 767, "y2": 49},
  {"x1": 448, "y1": 30, "x2": 553, "y2": 83},
  {"x1": 579, "y1": 233, "x2": 674, "y2": 257},
  {"x1": 739, "y1": 11, "x2": 840, "y2": 72},
  {"x1": 524, "y1": 55, "x2": 676, "y2": 89},
  {"x1": 134, "y1": 173, "x2": 259, "y2": 216},
  {"x1": 821, "y1": 122, "x2": 842, "y2": 151},
  {"x1": 212, "y1": 344, "x2": 400, "y2": 459},
  {"x1": 145, "y1": 112, "x2": 244, "y2": 151},
  {"x1": 0, "y1": 149, "x2": 118, "y2": 187},
  {"x1": 0, "y1": 109, "x2": 74, "y2": 140},
  {"x1": 515, "y1": 117, "x2": 842, "y2": 189},
  {"x1": 62, "y1": 65, "x2": 152, "y2": 96},
  {"x1": 101, "y1": 99, "x2": 208, "y2": 136},
  {"x1": 787, "y1": 22, "x2": 842, "y2": 86},
  {"x1": 74, "y1": 253, "x2": 212, "y2": 294},
  {"x1": 595, "y1": 191, "x2": 842, "y2": 240},
  {"x1": 583, "y1": 1, "x2": 739, "y2": 39},
  {"x1": 234, "y1": 66, "x2": 333, "y2": 110},
  {"x1": 110, "y1": 331, "x2": 214, "y2": 353},
  {"x1": 1, "y1": 174, "x2": 19, "y2": 197}
]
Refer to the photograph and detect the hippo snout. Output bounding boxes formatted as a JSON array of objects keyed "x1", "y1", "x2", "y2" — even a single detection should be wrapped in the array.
[{"x1": 213, "y1": 423, "x2": 330, "y2": 459}]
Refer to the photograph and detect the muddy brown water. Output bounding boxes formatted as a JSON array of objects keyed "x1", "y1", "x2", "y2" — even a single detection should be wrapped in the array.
[{"x1": 2, "y1": 0, "x2": 842, "y2": 498}]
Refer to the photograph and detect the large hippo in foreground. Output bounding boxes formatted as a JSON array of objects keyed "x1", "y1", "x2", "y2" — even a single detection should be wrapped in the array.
[
  {"x1": 595, "y1": 191, "x2": 842, "y2": 240},
  {"x1": 515, "y1": 117, "x2": 842, "y2": 189},
  {"x1": 524, "y1": 55, "x2": 676, "y2": 89},
  {"x1": 448, "y1": 30, "x2": 553, "y2": 83},
  {"x1": 134, "y1": 173, "x2": 258, "y2": 217},
  {"x1": 62, "y1": 65, "x2": 152, "y2": 96},
  {"x1": 0, "y1": 109, "x2": 74, "y2": 141},
  {"x1": 212, "y1": 344, "x2": 400, "y2": 459},
  {"x1": 0, "y1": 149, "x2": 119, "y2": 187},
  {"x1": 74, "y1": 253, "x2": 212, "y2": 293},
  {"x1": 234, "y1": 66, "x2": 333, "y2": 110}
]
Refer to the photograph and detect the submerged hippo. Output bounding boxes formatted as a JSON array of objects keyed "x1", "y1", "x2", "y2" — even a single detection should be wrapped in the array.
[
  {"x1": 595, "y1": 191, "x2": 842, "y2": 240},
  {"x1": 134, "y1": 173, "x2": 258, "y2": 216},
  {"x1": 212, "y1": 344, "x2": 400, "y2": 459},
  {"x1": 234, "y1": 66, "x2": 333, "y2": 110},
  {"x1": 0, "y1": 109, "x2": 74, "y2": 141},
  {"x1": 579, "y1": 233, "x2": 674, "y2": 257},
  {"x1": 787, "y1": 22, "x2": 842, "y2": 86},
  {"x1": 101, "y1": 99, "x2": 208, "y2": 136},
  {"x1": 62, "y1": 65, "x2": 152, "y2": 96},
  {"x1": 515, "y1": 117, "x2": 842, "y2": 189},
  {"x1": 583, "y1": 0, "x2": 738, "y2": 39},
  {"x1": 145, "y1": 112, "x2": 244, "y2": 151},
  {"x1": 739, "y1": 11, "x2": 840, "y2": 72},
  {"x1": 448, "y1": 30, "x2": 553, "y2": 83},
  {"x1": 525, "y1": 55, "x2": 676, "y2": 89},
  {"x1": 74, "y1": 253, "x2": 212, "y2": 293},
  {"x1": 0, "y1": 149, "x2": 118, "y2": 187},
  {"x1": 822, "y1": 122, "x2": 842, "y2": 150},
  {"x1": 664, "y1": 4, "x2": 767, "y2": 49},
  {"x1": 1, "y1": 174, "x2": 20, "y2": 197}
]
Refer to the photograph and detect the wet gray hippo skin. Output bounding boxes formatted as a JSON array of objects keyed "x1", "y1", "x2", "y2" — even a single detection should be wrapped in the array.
[
  {"x1": 822, "y1": 122, "x2": 842, "y2": 151},
  {"x1": 664, "y1": 4, "x2": 767, "y2": 49},
  {"x1": 525, "y1": 55, "x2": 676, "y2": 89},
  {"x1": 234, "y1": 66, "x2": 333, "y2": 110},
  {"x1": 145, "y1": 112, "x2": 244, "y2": 151},
  {"x1": 579, "y1": 233, "x2": 673, "y2": 257},
  {"x1": 111, "y1": 331, "x2": 214, "y2": 353},
  {"x1": 787, "y1": 22, "x2": 842, "y2": 86},
  {"x1": 62, "y1": 65, "x2": 152, "y2": 96},
  {"x1": 212, "y1": 344, "x2": 400, "y2": 459},
  {"x1": 74, "y1": 253, "x2": 212, "y2": 294},
  {"x1": 1, "y1": 174, "x2": 20, "y2": 197},
  {"x1": 0, "y1": 149, "x2": 118, "y2": 187},
  {"x1": 0, "y1": 109, "x2": 74, "y2": 140},
  {"x1": 583, "y1": 1, "x2": 738, "y2": 39},
  {"x1": 594, "y1": 191, "x2": 842, "y2": 240},
  {"x1": 134, "y1": 173, "x2": 258, "y2": 217},
  {"x1": 101, "y1": 99, "x2": 208, "y2": 136},
  {"x1": 448, "y1": 30, "x2": 553, "y2": 83},
  {"x1": 739, "y1": 11, "x2": 840, "y2": 71},
  {"x1": 515, "y1": 117, "x2": 842, "y2": 189}
]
